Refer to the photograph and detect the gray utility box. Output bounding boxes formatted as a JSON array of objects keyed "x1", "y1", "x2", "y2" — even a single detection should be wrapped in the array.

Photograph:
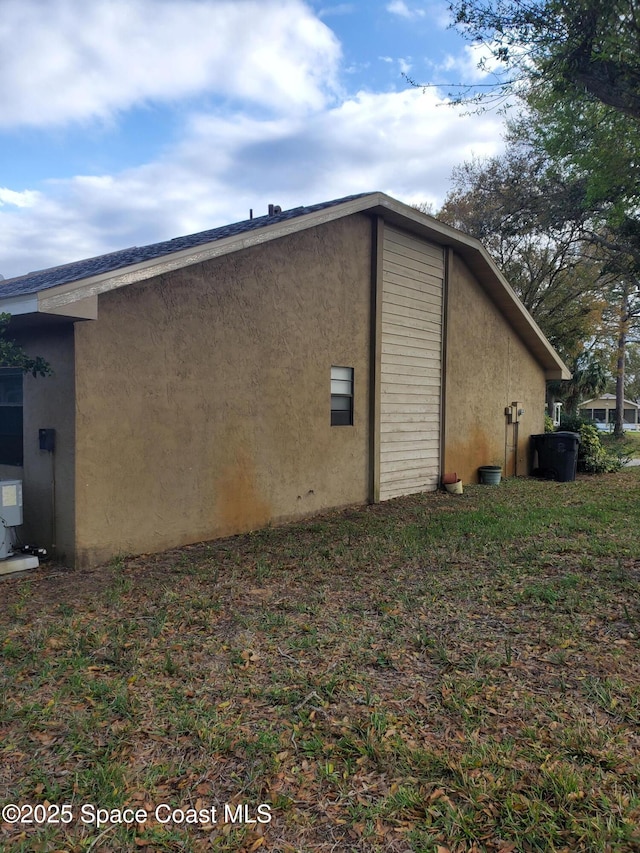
[{"x1": 0, "y1": 480, "x2": 23, "y2": 559}]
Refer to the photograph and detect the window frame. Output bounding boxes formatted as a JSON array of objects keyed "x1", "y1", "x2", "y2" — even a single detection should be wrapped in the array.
[
  {"x1": 0, "y1": 368, "x2": 24, "y2": 466},
  {"x1": 330, "y1": 366, "x2": 354, "y2": 427}
]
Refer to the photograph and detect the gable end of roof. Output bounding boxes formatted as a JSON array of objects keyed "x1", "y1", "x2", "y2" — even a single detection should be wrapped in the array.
[{"x1": 0, "y1": 191, "x2": 571, "y2": 380}]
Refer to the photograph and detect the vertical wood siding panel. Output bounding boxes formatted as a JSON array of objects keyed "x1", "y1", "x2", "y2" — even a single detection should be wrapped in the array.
[{"x1": 380, "y1": 226, "x2": 444, "y2": 500}]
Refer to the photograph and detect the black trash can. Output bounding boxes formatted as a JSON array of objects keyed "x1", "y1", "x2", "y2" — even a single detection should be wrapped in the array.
[{"x1": 531, "y1": 432, "x2": 580, "y2": 482}]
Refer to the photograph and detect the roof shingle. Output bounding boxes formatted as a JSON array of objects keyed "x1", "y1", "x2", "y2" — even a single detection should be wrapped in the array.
[{"x1": 0, "y1": 193, "x2": 374, "y2": 299}]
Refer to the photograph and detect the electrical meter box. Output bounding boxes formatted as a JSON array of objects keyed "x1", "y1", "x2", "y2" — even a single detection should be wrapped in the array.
[{"x1": 0, "y1": 480, "x2": 23, "y2": 528}]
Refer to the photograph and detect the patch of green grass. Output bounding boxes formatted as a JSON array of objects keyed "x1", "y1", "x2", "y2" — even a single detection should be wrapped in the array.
[
  {"x1": 602, "y1": 430, "x2": 640, "y2": 458},
  {"x1": 2, "y1": 472, "x2": 640, "y2": 851}
]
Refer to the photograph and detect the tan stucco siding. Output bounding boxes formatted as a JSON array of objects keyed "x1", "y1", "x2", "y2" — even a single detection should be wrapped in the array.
[
  {"x1": 73, "y1": 216, "x2": 372, "y2": 566},
  {"x1": 0, "y1": 326, "x2": 76, "y2": 561},
  {"x1": 379, "y1": 225, "x2": 443, "y2": 499},
  {"x1": 444, "y1": 254, "x2": 546, "y2": 484}
]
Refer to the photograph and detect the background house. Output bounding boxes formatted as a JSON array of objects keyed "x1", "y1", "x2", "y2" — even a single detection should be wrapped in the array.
[
  {"x1": 579, "y1": 394, "x2": 640, "y2": 430},
  {"x1": 0, "y1": 193, "x2": 569, "y2": 567}
]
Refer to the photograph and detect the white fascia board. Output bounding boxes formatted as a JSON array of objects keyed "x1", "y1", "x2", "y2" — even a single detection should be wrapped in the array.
[
  {"x1": 38, "y1": 293, "x2": 98, "y2": 319},
  {"x1": 0, "y1": 294, "x2": 40, "y2": 316},
  {"x1": 0, "y1": 288, "x2": 96, "y2": 320}
]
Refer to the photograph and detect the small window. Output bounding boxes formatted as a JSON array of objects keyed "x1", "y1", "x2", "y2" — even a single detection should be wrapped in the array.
[
  {"x1": 331, "y1": 366, "x2": 354, "y2": 426},
  {"x1": 593, "y1": 408, "x2": 606, "y2": 423},
  {"x1": 0, "y1": 369, "x2": 23, "y2": 466}
]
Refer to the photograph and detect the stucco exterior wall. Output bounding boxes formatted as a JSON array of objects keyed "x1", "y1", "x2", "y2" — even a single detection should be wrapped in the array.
[
  {"x1": 444, "y1": 254, "x2": 546, "y2": 483},
  {"x1": 0, "y1": 325, "x2": 76, "y2": 561},
  {"x1": 73, "y1": 216, "x2": 372, "y2": 566}
]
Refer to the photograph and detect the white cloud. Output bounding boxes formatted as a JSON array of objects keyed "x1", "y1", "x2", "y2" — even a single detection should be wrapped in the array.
[
  {"x1": 0, "y1": 0, "x2": 341, "y2": 127},
  {"x1": 387, "y1": 1, "x2": 452, "y2": 29},
  {"x1": 437, "y1": 42, "x2": 508, "y2": 85},
  {"x1": 387, "y1": 1, "x2": 412, "y2": 18},
  {"x1": 0, "y1": 188, "x2": 40, "y2": 208},
  {"x1": 318, "y1": 3, "x2": 355, "y2": 16},
  {"x1": 0, "y1": 87, "x2": 504, "y2": 278},
  {"x1": 0, "y1": 0, "x2": 509, "y2": 279},
  {"x1": 378, "y1": 55, "x2": 412, "y2": 78},
  {"x1": 386, "y1": 1, "x2": 426, "y2": 20}
]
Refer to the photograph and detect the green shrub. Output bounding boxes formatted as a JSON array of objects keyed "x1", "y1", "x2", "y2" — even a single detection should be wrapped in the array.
[
  {"x1": 578, "y1": 423, "x2": 623, "y2": 473},
  {"x1": 544, "y1": 414, "x2": 555, "y2": 433},
  {"x1": 559, "y1": 412, "x2": 591, "y2": 432}
]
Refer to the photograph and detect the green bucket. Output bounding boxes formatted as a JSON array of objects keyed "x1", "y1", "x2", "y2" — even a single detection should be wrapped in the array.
[{"x1": 478, "y1": 465, "x2": 502, "y2": 485}]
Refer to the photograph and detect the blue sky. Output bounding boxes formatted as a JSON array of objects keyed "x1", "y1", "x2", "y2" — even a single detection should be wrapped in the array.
[{"x1": 0, "y1": 0, "x2": 506, "y2": 279}]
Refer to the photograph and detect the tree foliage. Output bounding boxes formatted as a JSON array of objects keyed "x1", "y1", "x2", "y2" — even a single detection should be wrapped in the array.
[
  {"x1": 616, "y1": 343, "x2": 640, "y2": 401},
  {"x1": 444, "y1": 0, "x2": 640, "y2": 427},
  {"x1": 450, "y1": 0, "x2": 640, "y2": 243},
  {"x1": 0, "y1": 313, "x2": 51, "y2": 377},
  {"x1": 557, "y1": 351, "x2": 609, "y2": 416},
  {"x1": 449, "y1": 0, "x2": 640, "y2": 120},
  {"x1": 520, "y1": 90, "x2": 640, "y2": 253},
  {"x1": 438, "y1": 147, "x2": 606, "y2": 363}
]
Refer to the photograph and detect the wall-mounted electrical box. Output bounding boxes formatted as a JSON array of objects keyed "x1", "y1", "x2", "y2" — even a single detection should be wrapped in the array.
[
  {"x1": 39, "y1": 428, "x2": 56, "y2": 452},
  {"x1": 505, "y1": 402, "x2": 524, "y2": 423}
]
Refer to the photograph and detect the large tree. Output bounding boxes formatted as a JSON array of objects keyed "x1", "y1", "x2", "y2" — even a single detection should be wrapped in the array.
[
  {"x1": 438, "y1": 146, "x2": 606, "y2": 365},
  {"x1": 444, "y1": 0, "x2": 640, "y2": 427},
  {"x1": 595, "y1": 276, "x2": 640, "y2": 433},
  {"x1": 449, "y1": 0, "x2": 640, "y2": 120},
  {"x1": 449, "y1": 0, "x2": 640, "y2": 235},
  {"x1": 616, "y1": 342, "x2": 640, "y2": 402}
]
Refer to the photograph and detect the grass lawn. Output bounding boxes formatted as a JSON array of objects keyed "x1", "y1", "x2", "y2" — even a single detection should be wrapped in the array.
[
  {"x1": 1, "y1": 472, "x2": 640, "y2": 853},
  {"x1": 602, "y1": 430, "x2": 640, "y2": 460}
]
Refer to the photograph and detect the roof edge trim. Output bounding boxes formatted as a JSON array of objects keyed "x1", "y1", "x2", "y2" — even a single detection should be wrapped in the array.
[
  {"x1": 0, "y1": 191, "x2": 570, "y2": 379},
  {"x1": 26, "y1": 194, "x2": 384, "y2": 309}
]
